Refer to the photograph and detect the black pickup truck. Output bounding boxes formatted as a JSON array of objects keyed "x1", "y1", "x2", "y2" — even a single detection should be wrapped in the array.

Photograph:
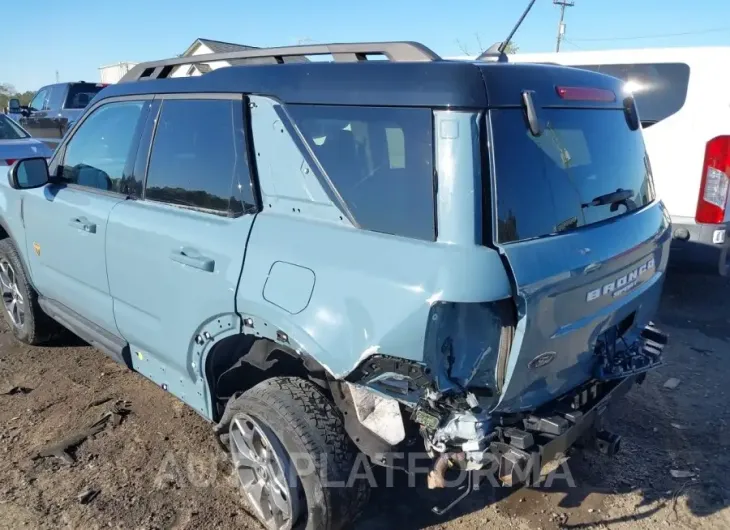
[{"x1": 14, "y1": 82, "x2": 107, "y2": 142}]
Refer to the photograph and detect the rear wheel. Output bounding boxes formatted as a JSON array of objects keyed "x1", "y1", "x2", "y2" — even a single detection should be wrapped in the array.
[
  {"x1": 0, "y1": 239, "x2": 55, "y2": 344},
  {"x1": 220, "y1": 377, "x2": 370, "y2": 530}
]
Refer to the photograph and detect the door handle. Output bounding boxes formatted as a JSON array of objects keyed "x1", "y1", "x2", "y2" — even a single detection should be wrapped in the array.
[
  {"x1": 69, "y1": 217, "x2": 97, "y2": 233},
  {"x1": 170, "y1": 248, "x2": 215, "y2": 272}
]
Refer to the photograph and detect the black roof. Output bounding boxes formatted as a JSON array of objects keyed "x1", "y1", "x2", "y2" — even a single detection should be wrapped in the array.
[{"x1": 94, "y1": 60, "x2": 627, "y2": 109}]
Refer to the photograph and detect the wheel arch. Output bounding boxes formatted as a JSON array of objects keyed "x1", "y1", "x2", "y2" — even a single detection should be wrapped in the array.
[{"x1": 202, "y1": 315, "x2": 334, "y2": 422}]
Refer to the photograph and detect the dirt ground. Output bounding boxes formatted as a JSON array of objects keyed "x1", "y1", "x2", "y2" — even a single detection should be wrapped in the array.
[{"x1": 1, "y1": 271, "x2": 729, "y2": 530}]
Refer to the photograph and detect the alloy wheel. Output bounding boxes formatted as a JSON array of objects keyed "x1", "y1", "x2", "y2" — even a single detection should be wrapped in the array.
[
  {"x1": 0, "y1": 259, "x2": 24, "y2": 329},
  {"x1": 229, "y1": 413, "x2": 302, "y2": 530}
]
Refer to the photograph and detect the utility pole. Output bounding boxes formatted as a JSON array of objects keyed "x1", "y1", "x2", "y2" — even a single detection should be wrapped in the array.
[
  {"x1": 554, "y1": 0, "x2": 575, "y2": 52},
  {"x1": 55, "y1": 70, "x2": 60, "y2": 83}
]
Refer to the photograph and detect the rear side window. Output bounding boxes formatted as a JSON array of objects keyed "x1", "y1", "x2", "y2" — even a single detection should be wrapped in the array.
[
  {"x1": 491, "y1": 108, "x2": 655, "y2": 243},
  {"x1": 288, "y1": 105, "x2": 435, "y2": 241},
  {"x1": 65, "y1": 83, "x2": 105, "y2": 109},
  {"x1": 144, "y1": 98, "x2": 256, "y2": 216},
  {"x1": 574, "y1": 63, "x2": 690, "y2": 126}
]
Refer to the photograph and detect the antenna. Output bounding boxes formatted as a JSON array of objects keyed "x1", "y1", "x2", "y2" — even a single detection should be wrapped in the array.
[{"x1": 476, "y1": 0, "x2": 538, "y2": 61}]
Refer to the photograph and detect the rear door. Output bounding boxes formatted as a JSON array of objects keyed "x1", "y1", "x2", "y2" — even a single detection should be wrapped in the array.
[
  {"x1": 488, "y1": 98, "x2": 671, "y2": 412},
  {"x1": 106, "y1": 95, "x2": 259, "y2": 415}
]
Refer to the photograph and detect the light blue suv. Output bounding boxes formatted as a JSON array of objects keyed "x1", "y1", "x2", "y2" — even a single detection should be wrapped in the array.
[{"x1": 0, "y1": 42, "x2": 670, "y2": 530}]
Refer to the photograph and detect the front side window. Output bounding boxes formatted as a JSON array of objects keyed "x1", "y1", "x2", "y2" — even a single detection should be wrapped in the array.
[
  {"x1": 288, "y1": 105, "x2": 435, "y2": 241},
  {"x1": 29, "y1": 89, "x2": 49, "y2": 111},
  {"x1": 62, "y1": 101, "x2": 146, "y2": 192},
  {"x1": 144, "y1": 98, "x2": 256, "y2": 216}
]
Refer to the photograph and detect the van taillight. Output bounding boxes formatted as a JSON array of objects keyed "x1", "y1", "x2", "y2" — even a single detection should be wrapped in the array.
[{"x1": 696, "y1": 136, "x2": 730, "y2": 224}]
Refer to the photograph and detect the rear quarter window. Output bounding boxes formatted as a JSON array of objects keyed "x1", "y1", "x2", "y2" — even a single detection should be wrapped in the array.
[
  {"x1": 287, "y1": 105, "x2": 435, "y2": 241},
  {"x1": 573, "y1": 63, "x2": 690, "y2": 126},
  {"x1": 491, "y1": 108, "x2": 655, "y2": 243}
]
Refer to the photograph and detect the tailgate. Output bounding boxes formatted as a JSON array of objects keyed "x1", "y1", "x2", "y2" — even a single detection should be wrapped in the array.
[{"x1": 487, "y1": 104, "x2": 671, "y2": 412}]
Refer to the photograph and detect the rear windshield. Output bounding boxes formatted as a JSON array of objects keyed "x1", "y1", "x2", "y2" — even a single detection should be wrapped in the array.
[
  {"x1": 64, "y1": 83, "x2": 105, "y2": 109},
  {"x1": 0, "y1": 114, "x2": 29, "y2": 140},
  {"x1": 491, "y1": 108, "x2": 655, "y2": 243},
  {"x1": 572, "y1": 63, "x2": 690, "y2": 126},
  {"x1": 288, "y1": 105, "x2": 435, "y2": 241}
]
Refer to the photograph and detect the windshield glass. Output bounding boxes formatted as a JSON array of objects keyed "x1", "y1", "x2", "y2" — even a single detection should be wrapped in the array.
[
  {"x1": 491, "y1": 107, "x2": 655, "y2": 243},
  {"x1": 0, "y1": 115, "x2": 29, "y2": 140},
  {"x1": 65, "y1": 83, "x2": 105, "y2": 109}
]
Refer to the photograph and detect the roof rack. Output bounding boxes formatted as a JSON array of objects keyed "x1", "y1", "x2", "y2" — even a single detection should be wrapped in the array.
[{"x1": 120, "y1": 41, "x2": 441, "y2": 82}]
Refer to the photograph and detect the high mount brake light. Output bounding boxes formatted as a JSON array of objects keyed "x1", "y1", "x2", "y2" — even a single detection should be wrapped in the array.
[
  {"x1": 696, "y1": 136, "x2": 730, "y2": 224},
  {"x1": 556, "y1": 86, "x2": 616, "y2": 102}
]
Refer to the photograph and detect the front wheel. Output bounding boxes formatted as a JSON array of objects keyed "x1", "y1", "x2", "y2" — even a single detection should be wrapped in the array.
[
  {"x1": 220, "y1": 377, "x2": 370, "y2": 530},
  {"x1": 0, "y1": 239, "x2": 55, "y2": 344}
]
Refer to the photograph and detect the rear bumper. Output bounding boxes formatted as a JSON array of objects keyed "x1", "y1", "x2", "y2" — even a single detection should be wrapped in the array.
[
  {"x1": 494, "y1": 375, "x2": 637, "y2": 486},
  {"x1": 670, "y1": 215, "x2": 730, "y2": 276}
]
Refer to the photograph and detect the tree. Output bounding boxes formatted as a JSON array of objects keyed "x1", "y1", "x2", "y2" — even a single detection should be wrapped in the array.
[{"x1": 0, "y1": 83, "x2": 34, "y2": 111}]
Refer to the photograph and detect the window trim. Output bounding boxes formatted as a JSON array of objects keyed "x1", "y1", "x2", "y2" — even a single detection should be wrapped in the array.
[
  {"x1": 139, "y1": 93, "x2": 260, "y2": 219},
  {"x1": 50, "y1": 95, "x2": 154, "y2": 199}
]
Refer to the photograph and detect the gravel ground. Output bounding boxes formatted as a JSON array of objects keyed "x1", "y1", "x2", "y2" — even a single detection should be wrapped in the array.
[{"x1": 1, "y1": 271, "x2": 729, "y2": 530}]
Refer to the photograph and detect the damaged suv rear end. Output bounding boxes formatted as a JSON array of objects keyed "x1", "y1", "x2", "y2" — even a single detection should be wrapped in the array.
[{"x1": 337, "y1": 61, "x2": 670, "y2": 505}]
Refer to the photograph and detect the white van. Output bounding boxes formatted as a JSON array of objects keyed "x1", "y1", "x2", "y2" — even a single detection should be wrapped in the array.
[{"x1": 480, "y1": 47, "x2": 730, "y2": 275}]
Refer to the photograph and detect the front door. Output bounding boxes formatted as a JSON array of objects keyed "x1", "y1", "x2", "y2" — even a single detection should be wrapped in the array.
[
  {"x1": 19, "y1": 87, "x2": 50, "y2": 138},
  {"x1": 106, "y1": 96, "x2": 259, "y2": 416},
  {"x1": 22, "y1": 98, "x2": 150, "y2": 333}
]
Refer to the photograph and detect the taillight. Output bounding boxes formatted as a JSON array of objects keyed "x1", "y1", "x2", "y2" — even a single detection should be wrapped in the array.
[
  {"x1": 4, "y1": 159, "x2": 17, "y2": 166},
  {"x1": 556, "y1": 86, "x2": 616, "y2": 102},
  {"x1": 696, "y1": 136, "x2": 730, "y2": 224}
]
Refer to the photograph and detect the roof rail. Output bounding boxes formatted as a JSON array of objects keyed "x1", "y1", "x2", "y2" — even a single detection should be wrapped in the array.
[{"x1": 120, "y1": 41, "x2": 441, "y2": 82}]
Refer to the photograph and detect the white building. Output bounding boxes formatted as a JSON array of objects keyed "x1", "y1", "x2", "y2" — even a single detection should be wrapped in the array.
[
  {"x1": 99, "y1": 62, "x2": 139, "y2": 84},
  {"x1": 170, "y1": 38, "x2": 261, "y2": 77}
]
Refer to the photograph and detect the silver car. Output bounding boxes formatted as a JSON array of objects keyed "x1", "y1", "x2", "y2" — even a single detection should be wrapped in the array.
[{"x1": 0, "y1": 114, "x2": 54, "y2": 170}]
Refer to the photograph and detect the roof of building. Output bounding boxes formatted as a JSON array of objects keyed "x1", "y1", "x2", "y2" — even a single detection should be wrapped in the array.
[{"x1": 183, "y1": 38, "x2": 258, "y2": 57}]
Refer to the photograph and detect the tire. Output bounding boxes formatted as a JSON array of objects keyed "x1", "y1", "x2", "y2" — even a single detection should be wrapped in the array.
[
  {"x1": 0, "y1": 239, "x2": 55, "y2": 344},
  {"x1": 220, "y1": 377, "x2": 370, "y2": 530}
]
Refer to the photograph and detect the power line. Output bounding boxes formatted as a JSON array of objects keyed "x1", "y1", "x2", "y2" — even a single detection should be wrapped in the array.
[
  {"x1": 554, "y1": 0, "x2": 575, "y2": 53},
  {"x1": 562, "y1": 38, "x2": 584, "y2": 50},
  {"x1": 572, "y1": 26, "x2": 730, "y2": 42}
]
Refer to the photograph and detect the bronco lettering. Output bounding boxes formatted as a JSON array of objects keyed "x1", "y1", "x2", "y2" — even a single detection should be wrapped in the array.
[{"x1": 586, "y1": 257, "x2": 655, "y2": 302}]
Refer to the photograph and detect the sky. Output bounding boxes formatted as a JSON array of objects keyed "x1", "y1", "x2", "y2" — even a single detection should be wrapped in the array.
[{"x1": 3, "y1": 0, "x2": 730, "y2": 92}]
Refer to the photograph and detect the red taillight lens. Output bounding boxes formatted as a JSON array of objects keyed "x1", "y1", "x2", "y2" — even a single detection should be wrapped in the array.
[
  {"x1": 556, "y1": 86, "x2": 616, "y2": 102},
  {"x1": 696, "y1": 136, "x2": 730, "y2": 224},
  {"x1": 4, "y1": 159, "x2": 17, "y2": 166}
]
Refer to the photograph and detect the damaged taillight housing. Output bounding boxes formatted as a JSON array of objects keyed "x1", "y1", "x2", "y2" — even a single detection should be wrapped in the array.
[{"x1": 423, "y1": 300, "x2": 515, "y2": 399}]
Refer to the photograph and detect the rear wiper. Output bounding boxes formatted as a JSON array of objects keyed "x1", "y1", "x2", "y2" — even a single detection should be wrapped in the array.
[{"x1": 582, "y1": 188, "x2": 636, "y2": 211}]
